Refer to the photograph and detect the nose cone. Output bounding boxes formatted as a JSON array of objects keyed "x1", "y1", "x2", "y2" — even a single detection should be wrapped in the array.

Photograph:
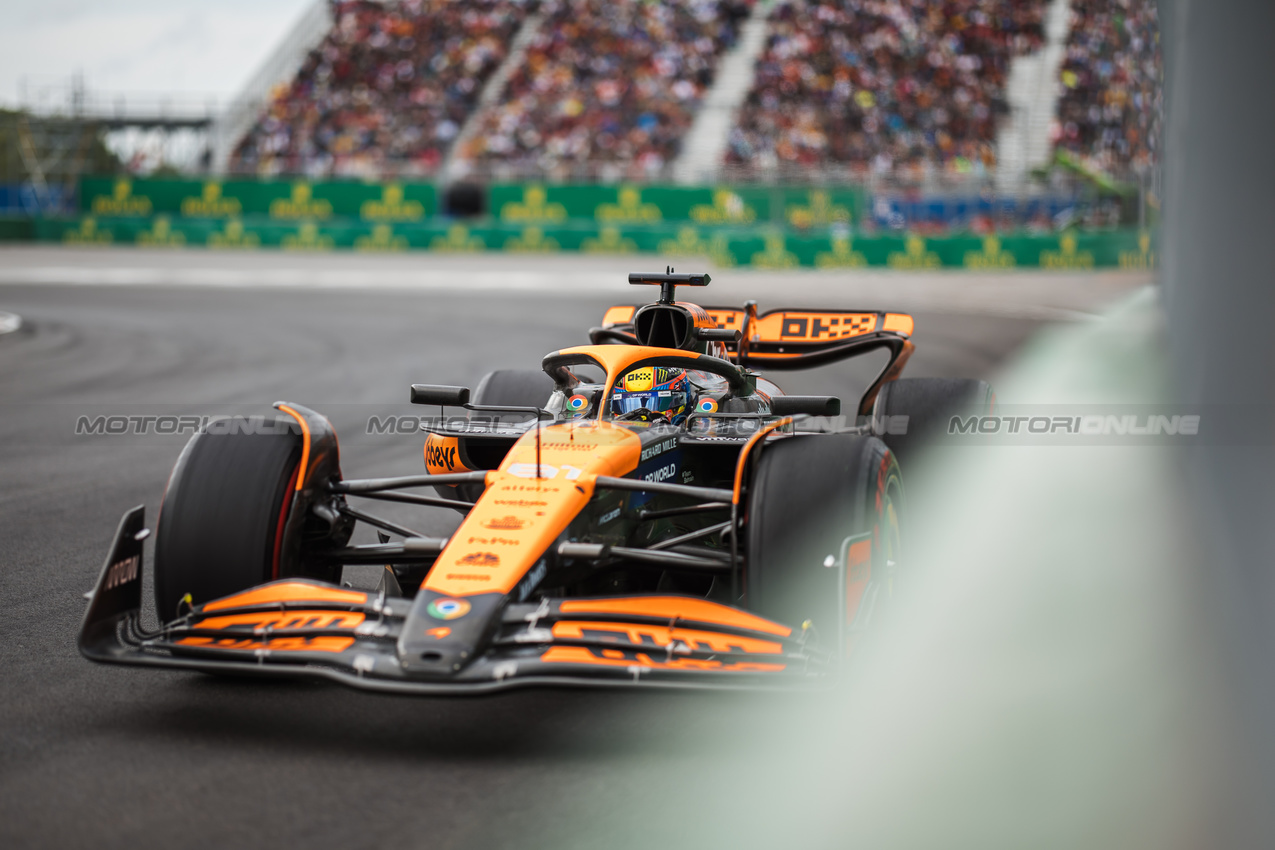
[
  {"x1": 398, "y1": 590, "x2": 506, "y2": 676},
  {"x1": 399, "y1": 423, "x2": 643, "y2": 675}
]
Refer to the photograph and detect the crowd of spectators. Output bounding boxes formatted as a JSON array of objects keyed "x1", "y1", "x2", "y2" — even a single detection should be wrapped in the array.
[
  {"x1": 229, "y1": 0, "x2": 1160, "y2": 184},
  {"x1": 1054, "y1": 0, "x2": 1160, "y2": 175},
  {"x1": 230, "y1": 0, "x2": 532, "y2": 177},
  {"x1": 725, "y1": 0, "x2": 1047, "y2": 179},
  {"x1": 457, "y1": 0, "x2": 751, "y2": 179}
]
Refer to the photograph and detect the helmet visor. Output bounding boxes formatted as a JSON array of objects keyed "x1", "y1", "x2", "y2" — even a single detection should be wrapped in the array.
[{"x1": 612, "y1": 390, "x2": 687, "y2": 416}]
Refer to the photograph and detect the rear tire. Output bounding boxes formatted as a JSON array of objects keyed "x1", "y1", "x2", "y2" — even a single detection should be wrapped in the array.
[
  {"x1": 873, "y1": 377, "x2": 994, "y2": 471},
  {"x1": 745, "y1": 434, "x2": 903, "y2": 647},
  {"x1": 154, "y1": 421, "x2": 312, "y2": 621}
]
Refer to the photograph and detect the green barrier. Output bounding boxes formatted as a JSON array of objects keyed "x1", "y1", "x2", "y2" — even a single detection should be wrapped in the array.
[
  {"x1": 70, "y1": 178, "x2": 1154, "y2": 275},
  {"x1": 32, "y1": 214, "x2": 1155, "y2": 269},
  {"x1": 79, "y1": 177, "x2": 437, "y2": 222},
  {"x1": 0, "y1": 217, "x2": 34, "y2": 241},
  {"x1": 487, "y1": 183, "x2": 866, "y2": 229},
  {"x1": 81, "y1": 177, "x2": 863, "y2": 230}
]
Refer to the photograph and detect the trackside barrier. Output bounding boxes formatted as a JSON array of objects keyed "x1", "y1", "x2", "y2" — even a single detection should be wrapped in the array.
[
  {"x1": 77, "y1": 177, "x2": 863, "y2": 229},
  {"x1": 78, "y1": 176, "x2": 438, "y2": 221},
  {"x1": 30, "y1": 215, "x2": 1156, "y2": 270}
]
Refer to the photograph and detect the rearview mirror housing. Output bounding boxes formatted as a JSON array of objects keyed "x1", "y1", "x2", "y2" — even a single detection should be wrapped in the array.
[{"x1": 410, "y1": 384, "x2": 470, "y2": 406}]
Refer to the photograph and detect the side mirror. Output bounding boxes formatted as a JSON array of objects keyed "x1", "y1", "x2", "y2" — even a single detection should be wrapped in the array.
[{"x1": 410, "y1": 384, "x2": 470, "y2": 406}]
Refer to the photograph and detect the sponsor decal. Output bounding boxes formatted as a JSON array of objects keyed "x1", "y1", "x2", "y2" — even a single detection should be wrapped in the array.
[
  {"x1": 595, "y1": 186, "x2": 662, "y2": 223},
  {"x1": 90, "y1": 179, "x2": 152, "y2": 216},
  {"x1": 177, "y1": 610, "x2": 365, "y2": 654},
  {"x1": 599, "y1": 506, "x2": 621, "y2": 525},
  {"x1": 178, "y1": 636, "x2": 354, "y2": 653},
  {"x1": 194, "y1": 611, "x2": 363, "y2": 632},
  {"x1": 268, "y1": 183, "x2": 333, "y2": 220},
  {"x1": 466, "y1": 536, "x2": 519, "y2": 547},
  {"x1": 567, "y1": 394, "x2": 590, "y2": 415},
  {"x1": 446, "y1": 573, "x2": 490, "y2": 582},
  {"x1": 640, "y1": 437, "x2": 678, "y2": 462},
  {"x1": 426, "y1": 597, "x2": 472, "y2": 620},
  {"x1": 426, "y1": 441, "x2": 457, "y2": 472},
  {"x1": 1040, "y1": 233, "x2": 1095, "y2": 270},
  {"x1": 515, "y1": 560, "x2": 548, "y2": 602},
  {"x1": 359, "y1": 183, "x2": 425, "y2": 222},
  {"x1": 104, "y1": 554, "x2": 140, "y2": 590},
  {"x1": 180, "y1": 182, "x2": 241, "y2": 218},
  {"x1": 484, "y1": 515, "x2": 527, "y2": 530},
  {"x1": 642, "y1": 463, "x2": 678, "y2": 484},
  {"x1": 630, "y1": 451, "x2": 683, "y2": 505},
  {"x1": 887, "y1": 235, "x2": 941, "y2": 270},
  {"x1": 493, "y1": 498, "x2": 548, "y2": 507},
  {"x1": 426, "y1": 626, "x2": 451, "y2": 639},
  {"x1": 458, "y1": 552, "x2": 500, "y2": 567},
  {"x1": 539, "y1": 440, "x2": 600, "y2": 452},
  {"x1": 622, "y1": 368, "x2": 655, "y2": 392},
  {"x1": 964, "y1": 235, "x2": 1016, "y2": 270},
  {"x1": 696, "y1": 398, "x2": 719, "y2": 414}
]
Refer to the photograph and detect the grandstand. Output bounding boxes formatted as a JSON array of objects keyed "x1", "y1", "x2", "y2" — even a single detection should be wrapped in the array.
[
  {"x1": 454, "y1": 0, "x2": 753, "y2": 181},
  {"x1": 229, "y1": 0, "x2": 533, "y2": 177},
  {"x1": 1054, "y1": 0, "x2": 1161, "y2": 174},
  {"x1": 724, "y1": 0, "x2": 1047, "y2": 181},
  {"x1": 0, "y1": 0, "x2": 1163, "y2": 252},
  {"x1": 219, "y1": 0, "x2": 1160, "y2": 186}
]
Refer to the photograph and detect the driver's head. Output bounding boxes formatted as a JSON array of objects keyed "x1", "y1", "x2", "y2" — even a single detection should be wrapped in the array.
[{"x1": 611, "y1": 366, "x2": 689, "y2": 423}]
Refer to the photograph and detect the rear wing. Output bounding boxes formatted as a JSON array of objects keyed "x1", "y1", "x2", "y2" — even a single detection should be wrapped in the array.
[{"x1": 598, "y1": 304, "x2": 915, "y2": 415}]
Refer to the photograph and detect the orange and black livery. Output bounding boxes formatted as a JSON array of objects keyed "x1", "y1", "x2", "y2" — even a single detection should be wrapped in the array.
[{"x1": 80, "y1": 271, "x2": 991, "y2": 693}]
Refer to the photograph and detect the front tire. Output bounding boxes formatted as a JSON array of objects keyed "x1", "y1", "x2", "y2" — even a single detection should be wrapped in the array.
[
  {"x1": 745, "y1": 433, "x2": 903, "y2": 648},
  {"x1": 154, "y1": 421, "x2": 314, "y2": 621}
]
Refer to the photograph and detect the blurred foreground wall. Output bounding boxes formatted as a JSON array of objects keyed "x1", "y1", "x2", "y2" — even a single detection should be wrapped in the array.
[{"x1": 1159, "y1": 0, "x2": 1275, "y2": 844}]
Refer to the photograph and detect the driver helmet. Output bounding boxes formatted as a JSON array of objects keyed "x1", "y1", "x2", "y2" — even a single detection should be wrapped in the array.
[{"x1": 611, "y1": 366, "x2": 689, "y2": 423}]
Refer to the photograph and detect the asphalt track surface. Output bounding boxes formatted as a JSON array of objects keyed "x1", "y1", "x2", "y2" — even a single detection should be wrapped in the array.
[{"x1": 0, "y1": 249, "x2": 1145, "y2": 849}]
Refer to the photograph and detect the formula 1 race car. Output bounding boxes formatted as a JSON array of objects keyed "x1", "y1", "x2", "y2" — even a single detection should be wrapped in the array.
[{"x1": 80, "y1": 271, "x2": 992, "y2": 692}]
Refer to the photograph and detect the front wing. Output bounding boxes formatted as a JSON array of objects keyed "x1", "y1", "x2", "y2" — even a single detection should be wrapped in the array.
[{"x1": 80, "y1": 507, "x2": 830, "y2": 693}]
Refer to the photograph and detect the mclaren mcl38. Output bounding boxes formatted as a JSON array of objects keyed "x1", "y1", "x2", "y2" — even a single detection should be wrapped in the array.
[{"x1": 81, "y1": 271, "x2": 992, "y2": 692}]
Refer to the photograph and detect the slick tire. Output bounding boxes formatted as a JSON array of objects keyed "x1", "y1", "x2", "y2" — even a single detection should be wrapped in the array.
[
  {"x1": 154, "y1": 421, "x2": 307, "y2": 622},
  {"x1": 472, "y1": 369, "x2": 557, "y2": 409},
  {"x1": 872, "y1": 377, "x2": 994, "y2": 472},
  {"x1": 745, "y1": 434, "x2": 903, "y2": 649}
]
